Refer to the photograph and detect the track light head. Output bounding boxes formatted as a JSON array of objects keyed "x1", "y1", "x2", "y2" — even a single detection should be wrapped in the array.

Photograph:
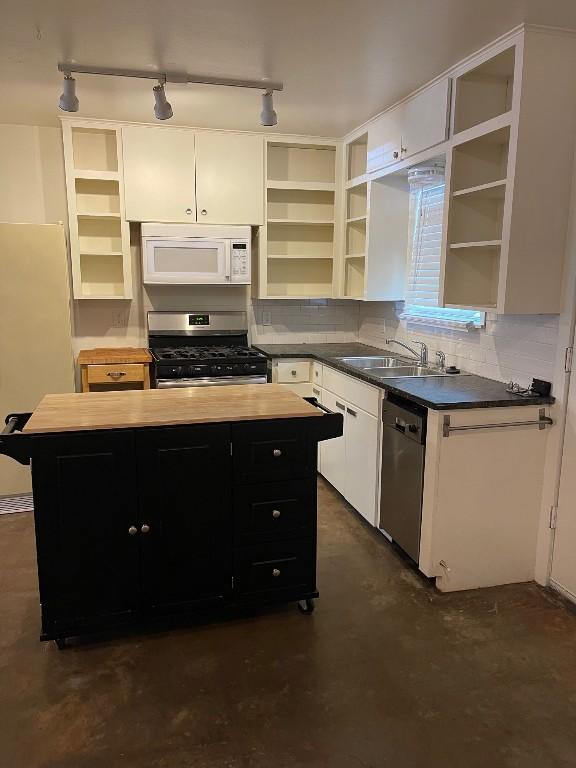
[
  {"x1": 59, "y1": 74, "x2": 79, "y2": 112},
  {"x1": 153, "y1": 81, "x2": 173, "y2": 120},
  {"x1": 260, "y1": 90, "x2": 277, "y2": 127}
]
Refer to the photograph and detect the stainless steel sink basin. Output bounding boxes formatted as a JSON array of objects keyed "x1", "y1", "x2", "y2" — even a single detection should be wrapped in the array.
[
  {"x1": 336, "y1": 356, "x2": 408, "y2": 369},
  {"x1": 367, "y1": 365, "x2": 447, "y2": 378}
]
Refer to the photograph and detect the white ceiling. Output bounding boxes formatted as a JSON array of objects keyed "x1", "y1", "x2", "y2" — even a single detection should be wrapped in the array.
[{"x1": 1, "y1": 0, "x2": 576, "y2": 137}]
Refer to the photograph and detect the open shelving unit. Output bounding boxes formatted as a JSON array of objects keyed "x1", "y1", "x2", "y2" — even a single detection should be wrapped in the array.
[
  {"x1": 62, "y1": 122, "x2": 132, "y2": 300},
  {"x1": 342, "y1": 136, "x2": 368, "y2": 297},
  {"x1": 261, "y1": 140, "x2": 339, "y2": 298},
  {"x1": 453, "y1": 46, "x2": 515, "y2": 135}
]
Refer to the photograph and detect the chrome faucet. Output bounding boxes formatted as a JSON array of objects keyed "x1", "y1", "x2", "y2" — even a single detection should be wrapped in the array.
[
  {"x1": 386, "y1": 338, "x2": 428, "y2": 366},
  {"x1": 435, "y1": 350, "x2": 446, "y2": 371}
]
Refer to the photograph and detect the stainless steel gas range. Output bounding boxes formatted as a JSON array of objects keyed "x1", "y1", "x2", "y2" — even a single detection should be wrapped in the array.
[{"x1": 147, "y1": 310, "x2": 268, "y2": 388}]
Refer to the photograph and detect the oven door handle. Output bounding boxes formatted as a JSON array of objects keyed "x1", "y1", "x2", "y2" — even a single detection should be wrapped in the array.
[{"x1": 156, "y1": 376, "x2": 268, "y2": 388}]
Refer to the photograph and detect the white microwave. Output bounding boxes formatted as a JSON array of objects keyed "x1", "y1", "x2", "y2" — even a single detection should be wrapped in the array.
[{"x1": 141, "y1": 223, "x2": 251, "y2": 285}]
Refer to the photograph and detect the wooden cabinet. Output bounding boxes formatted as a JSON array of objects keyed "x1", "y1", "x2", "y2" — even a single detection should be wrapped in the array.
[
  {"x1": 122, "y1": 126, "x2": 196, "y2": 223},
  {"x1": 195, "y1": 132, "x2": 264, "y2": 225},
  {"x1": 319, "y1": 368, "x2": 381, "y2": 524},
  {"x1": 122, "y1": 126, "x2": 263, "y2": 225},
  {"x1": 78, "y1": 347, "x2": 152, "y2": 392},
  {"x1": 366, "y1": 78, "x2": 450, "y2": 174}
]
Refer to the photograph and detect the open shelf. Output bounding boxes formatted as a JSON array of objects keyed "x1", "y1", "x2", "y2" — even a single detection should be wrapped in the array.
[
  {"x1": 75, "y1": 178, "x2": 120, "y2": 217},
  {"x1": 450, "y1": 240, "x2": 502, "y2": 249},
  {"x1": 77, "y1": 217, "x2": 122, "y2": 253},
  {"x1": 267, "y1": 222, "x2": 334, "y2": 259},
  {"x1": 448, "y1": 189, "x2": 504, "y2": 244},
  {"x1": 267, "y1": 143, "x2": 336, "y2": 184},
  {"x1": 453, "y1": 46, "x2": 515, "y2": 134},
  {"x1": 71, "y1": 128, "x2": 119, "y2": 173},
  {"x1": 345, "y1": 218, "x2": 367, "y2": 257},
  {"x1": 266, "y1": 180, "x2": 335, "y2": 192},
  {"x1": 443, "y1": 244, "x2": 500, "y2": 309},
  {"x1": 79, "y1": 253, "x2": 126, "y2": 298},
  {"x1": 347, "y1": 183, "x2": 367, "y2": 219},
  {"x1": 451, "y1": 126, "x2": 510, "y2": 192},
  {"x1": 267, "y1": 187, "x2": 334, "y2": 224},
  {"x1": 267, "y1": 219, "x2": 335, "y2": 226},
  {"x1": 347, "y1": 134, "x2": 368, "y2": 181},
  {"x1": 343, "y1": 256, "x2": 365, "y2": 297},
  {"x1": 452, "y1": 179, "x2": 507, "y2": 198},
  {"x1": 266, "y1": 258, "x2": 333, "y2": 297},
  {"x1": 268, "y1": 254, "x2": 333, "y2": 260}
]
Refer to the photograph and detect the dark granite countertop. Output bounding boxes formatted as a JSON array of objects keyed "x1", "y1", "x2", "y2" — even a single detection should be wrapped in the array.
[{"x1": 253, "y1": 343, "x2": 554, "y2": 411}]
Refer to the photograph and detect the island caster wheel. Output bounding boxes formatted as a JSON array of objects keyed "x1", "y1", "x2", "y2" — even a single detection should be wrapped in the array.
[
  {"x1": 298, "y1": 598, "x2": 315, "y2": 614},
  {"x1": 54, "y1": 638, "x2": 68, "y2": 650}
]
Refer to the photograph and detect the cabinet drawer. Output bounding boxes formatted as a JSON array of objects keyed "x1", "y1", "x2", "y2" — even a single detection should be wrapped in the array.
[
  {"x1": 232, "y1": 421, "x2": 315, "y2": 482},
  {"x1": 279, "y1": 382, "x2": 315, "y2": 398},
  {"x1": 276, "y1": 360, "x2": 311, "y2": 383},
  {"x1": 86, "y1": 363, "x2": 145, "y2": 384},
  {"x1": 322, "y1": 366, "x2": 380, "y2": 416},
  {"x1": 234, "y1": 479, "x2": 316, "y2": 542},
  {"x1": 312, "y1": 362, "x2": 323, "y2": 385},
  {"x1": 234, "y1": 540, "x2": 315, "y2": 597}
]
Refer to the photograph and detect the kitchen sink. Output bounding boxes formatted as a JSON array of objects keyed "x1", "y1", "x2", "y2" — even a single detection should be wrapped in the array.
[
  {"x1": 336, "y1": 356, "x2": 408, "y2": 369},
  {"x1": 367, "y1": 365, "x2": 447, "y2": 378}
]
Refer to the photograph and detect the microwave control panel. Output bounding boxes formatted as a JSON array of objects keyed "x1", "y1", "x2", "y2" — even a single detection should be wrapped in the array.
[{"x1": 231, "y1": 242, "x2": 251, "y2": 283}]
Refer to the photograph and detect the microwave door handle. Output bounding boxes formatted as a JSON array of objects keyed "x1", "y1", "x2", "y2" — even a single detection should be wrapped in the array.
[{"x1": 224, "y1": 241, "x2": 231, "y2": 281}]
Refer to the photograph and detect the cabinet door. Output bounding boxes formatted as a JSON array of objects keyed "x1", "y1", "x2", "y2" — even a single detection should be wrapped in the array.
[
  {"x1": 344, "y1": 404, "x2": 379, "y2": 524},
  {"x1": 319, "y1": 389, "x2": 347, "y2": 496},
  {"x1": 399, "y1": 78, "x2": 450, "y2": 160},
  {"x1": 367, "y1": 107, "x2": 402, "y2": 172},
  {"x1": 195, "y1": 132, "x2": 264, "y2": 225},
  {"x1": 136, "y1": 424, "x2": 231, "y2": 613},
  {"x1": 122, "y1": 126, "x2": 196, "y2": 222},
  {"x1": 31, "y1": 430, "x2": 139, "y2": 635}
]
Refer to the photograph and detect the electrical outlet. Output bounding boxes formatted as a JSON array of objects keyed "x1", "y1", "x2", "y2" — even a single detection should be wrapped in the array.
[
  {"x1": 262, "y1": 311, "x2": 272, "y2": 326},
  {"x1": 111, "y1": 311, "x2": 126, "y2": 328}
]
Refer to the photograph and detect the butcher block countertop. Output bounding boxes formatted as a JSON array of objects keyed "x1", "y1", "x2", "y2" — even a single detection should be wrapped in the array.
[
  {"x1": 23, "y1": 384, "x2": 322, "y2": 434},
  {"x1": 77, "y1": 347, "x2": 152, "y2": 365}
]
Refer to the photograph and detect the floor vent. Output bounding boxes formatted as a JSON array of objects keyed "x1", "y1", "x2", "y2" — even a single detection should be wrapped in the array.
[{"x1": 0, "y1": 494, "x2": 34, "y2": 515}]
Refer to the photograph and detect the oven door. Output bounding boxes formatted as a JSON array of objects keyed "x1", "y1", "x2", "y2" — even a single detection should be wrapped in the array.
[
  {"x1": 156, "y1": 376, "x2": 268, "y2": 388},
  {"x1": 143, "y1": 238, "x2": 230, "y2": 284}
]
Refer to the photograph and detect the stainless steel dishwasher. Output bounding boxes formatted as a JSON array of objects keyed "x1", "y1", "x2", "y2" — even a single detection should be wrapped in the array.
[{"x1": 379, "y1": 395, "x2": 427, "y2": 562}]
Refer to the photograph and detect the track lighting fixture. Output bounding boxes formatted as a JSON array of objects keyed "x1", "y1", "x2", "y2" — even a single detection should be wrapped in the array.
[
  {"x1": 153, "y1": 80, "x2": 173, "y2": 121},
  {"x1": 260, "y1": 90, "x2": 277, "y2": 127},
  {"x1": 56, "y1": 64, "x2": 283, "y2": 125},
  {"x1": 58, "y1": 73, "x2": 79, "y2": 113}
]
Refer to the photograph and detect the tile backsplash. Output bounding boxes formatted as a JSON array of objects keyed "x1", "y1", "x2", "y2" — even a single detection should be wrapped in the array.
[
  {"x1": 358, "y1": 302, "x2": 559, "y2": 388},
  {"x1": 250, "y1": 299, "x2": 360, "y2": 345}
]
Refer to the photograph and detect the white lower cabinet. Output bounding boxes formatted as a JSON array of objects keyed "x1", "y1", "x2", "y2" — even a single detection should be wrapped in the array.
[{"x1": 319, "y1": 368, "x2": 381, "y2": 525}]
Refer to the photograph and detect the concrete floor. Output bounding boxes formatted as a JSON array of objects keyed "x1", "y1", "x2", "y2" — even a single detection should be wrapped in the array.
[{"x1": 1, "y1": 478, "x2": 576, "y2": 768}]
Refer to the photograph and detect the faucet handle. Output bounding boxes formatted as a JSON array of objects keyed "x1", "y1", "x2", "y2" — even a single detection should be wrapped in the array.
[{"x1": 436, "y1": 350, "x2": 446, "y2": 370}]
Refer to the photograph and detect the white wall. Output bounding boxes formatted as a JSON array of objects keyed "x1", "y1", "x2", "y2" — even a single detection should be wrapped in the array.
[{"x1": 359, "y1": 302, "x2": 559, "y2": 388}]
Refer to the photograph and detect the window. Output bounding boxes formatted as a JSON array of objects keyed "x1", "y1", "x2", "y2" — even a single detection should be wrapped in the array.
[{"x1": 401, "y1": 169, "x2": 484, "y2": 330}]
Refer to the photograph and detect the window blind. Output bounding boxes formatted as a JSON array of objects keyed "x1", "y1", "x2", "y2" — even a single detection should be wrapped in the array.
[{"x1": 402, "y1": 175, "x2": 484, "y2": 330}]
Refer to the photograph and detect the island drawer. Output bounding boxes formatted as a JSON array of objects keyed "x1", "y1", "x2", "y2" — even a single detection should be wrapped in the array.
[
  {"x1": 234, "y1": 479, "x2": 316, "y2": 542},
  {"x1": 232, "y1": 421, "x2": 315, "y2": 482},
  {"x1": 234, "y1": 540, "x2": 315, "y2": 597}
]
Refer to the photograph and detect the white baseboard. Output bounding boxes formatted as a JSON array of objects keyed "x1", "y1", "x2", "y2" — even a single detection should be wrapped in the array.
[{"x1": 550, "y1": 578, "x2": 576, "y2": 606}]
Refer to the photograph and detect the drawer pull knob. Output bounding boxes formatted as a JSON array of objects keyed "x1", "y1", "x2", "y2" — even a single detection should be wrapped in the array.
[
  {"x1": 141, "y1": 523, "x2": 150, "y2": 534},
  {"x1": 291, "y1": 370, "x2": 297, "y2": 376},
  {"x1": 272, "y1": 568, "x2": 281, "y2": 577},
  {"x1": 272, "y1": 509, "x2": 281, "y2": 519},
  {"x1": 273, "y1": 448, "x2": 282, "y2": 458},
  {"x1": 185, "y1": 208, "x2": 193, "y2": 215},
  {"x1": 128, "y1": 526, "x2": 138, "y2": 536},
  {"x1": 107, "y1": 371, "x2": 127, "y2": 379}
]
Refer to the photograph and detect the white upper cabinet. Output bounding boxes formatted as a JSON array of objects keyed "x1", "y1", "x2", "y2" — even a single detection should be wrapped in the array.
[
  {"x1": 366, "y1": 77, "x2": 450, "y2": 174},
  {"x1": 123, "y1": 126, "x2": 196, "y2": 223},
  {"x1": 398, "y1": 78, "x2": 451, "y2": 160},
  {"x1": 195, "y1": 132, "x2": 264, "y2": 225},
  {"x1": 122, "y1": 127, "x2": 263, "y2": 225},
  {"x1": 366, "y1": 109, "x2": 402, "y2": 173}
]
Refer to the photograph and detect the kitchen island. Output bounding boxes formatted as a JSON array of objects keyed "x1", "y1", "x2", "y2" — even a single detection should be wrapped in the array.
[{"x1": 0, "y1": 385, "x2": 342, "y2": 646}]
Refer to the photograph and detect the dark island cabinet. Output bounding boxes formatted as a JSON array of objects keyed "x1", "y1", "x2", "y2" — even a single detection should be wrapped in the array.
[{"x1": 3, "y1": 406, "x2": 342, "y2": 644}]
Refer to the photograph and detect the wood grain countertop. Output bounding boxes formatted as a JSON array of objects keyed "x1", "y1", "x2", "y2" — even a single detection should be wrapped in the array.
[
  {"x1": 77, "y1": 347, "x2": 153, "y2": 365},
  {"x1": 23, "y1": 384, "x2": 322, "y2": 434}
]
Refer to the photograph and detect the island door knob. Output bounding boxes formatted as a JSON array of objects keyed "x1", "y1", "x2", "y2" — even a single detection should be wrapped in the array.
[
  {"x1": 273, "y1": 448, "x2": 282, "y2": 458},
  {"x1": 128, "y1": 526, "x2": 138, "y2": 536},
  {"x1": 141, "y1": 524, "x2": 150, "y2": 534},
  {"x1": 272, "y1": 509, "x2": 281, "y2": 519},
  {"x1": 272, "y1": 568, "x2": 281, "y2": 578}
]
